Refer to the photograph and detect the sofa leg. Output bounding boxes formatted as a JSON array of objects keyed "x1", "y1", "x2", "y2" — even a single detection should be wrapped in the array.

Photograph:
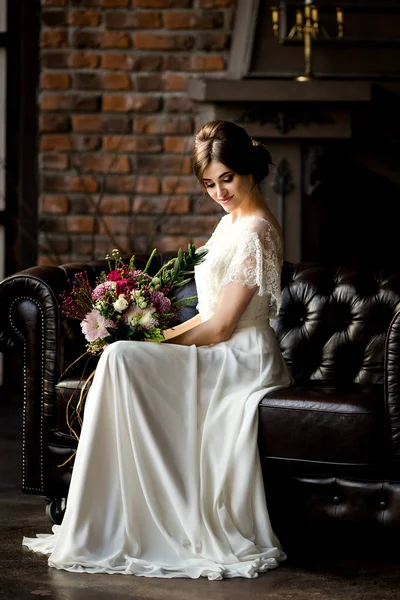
[{"x1": 44, "y1": 498, "x2": 66, "y2": 525}]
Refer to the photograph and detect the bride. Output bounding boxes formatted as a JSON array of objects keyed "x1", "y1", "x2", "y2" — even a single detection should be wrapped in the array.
[{"x1": 23, "y1": 120, "x2": 293, "y2": 580}]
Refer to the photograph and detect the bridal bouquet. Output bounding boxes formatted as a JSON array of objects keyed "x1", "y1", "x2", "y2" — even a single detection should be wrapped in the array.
[
  {"x1": 60, "y1": 245, "x2": 208, "y2": 354},
  {"x1": 58, "y1": 244, "x2": 207, "y2": 453}
]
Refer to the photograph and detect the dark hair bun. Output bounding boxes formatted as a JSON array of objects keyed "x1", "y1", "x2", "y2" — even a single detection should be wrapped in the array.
[
  {"x1": 251, "y1": 140, "x2": 273, "y2": 183},
  {"x1": 192, "y1": 120, "x2": 274, "y2": 184}
]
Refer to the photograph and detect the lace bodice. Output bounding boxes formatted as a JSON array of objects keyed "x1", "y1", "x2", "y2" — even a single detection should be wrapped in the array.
[{"x1": 194, "y1": 215, "x2": 283, "y2": 323}]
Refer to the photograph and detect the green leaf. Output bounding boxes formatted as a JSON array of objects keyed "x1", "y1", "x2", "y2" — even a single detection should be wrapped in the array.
[
  {"x1": 172, "y1": 295, "x2": 197, "y2": 308},
  {"x1": 172, "y1": 257, "x2": 180, "y2": 278},
  {"x1": 143, "y1": 248, "x2": 157, "y2": 274},
  {"x1": 153, "y1": 257, "x2": 175, "y2": 280},
  {"x1": 174, "y1": 277, "x2": 192, "y2": 288},
  {"x1": 106, "y1": 326, "x2": 119, "y2": 335},
  {"x1": 195, "y1": 247, "x2": 208, "y2": 258},
  {"x1": 152, "y1": 244, "x2": 208, "y2": 292},
  {"x1": 129, "y1": 254, "x2": 135, "y2": 270}
]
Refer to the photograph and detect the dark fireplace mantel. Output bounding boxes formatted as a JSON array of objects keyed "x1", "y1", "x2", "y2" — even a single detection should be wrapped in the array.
[
  {"x1": 187, "y1": 78, "x2": 373, "y2": 140},
  {"x1": 187, "y1": 79, "x2": 372, "y2": 104}
]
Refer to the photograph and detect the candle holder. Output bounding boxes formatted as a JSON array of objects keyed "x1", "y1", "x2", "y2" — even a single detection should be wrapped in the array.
[{"x1": 271, "y1": 2, "x2": 344, "y2": 82}]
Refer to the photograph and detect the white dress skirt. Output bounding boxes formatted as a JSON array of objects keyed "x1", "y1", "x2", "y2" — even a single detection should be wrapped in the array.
[{"x1": 23, "y1": 215, "x2": 293, "y2": 580}]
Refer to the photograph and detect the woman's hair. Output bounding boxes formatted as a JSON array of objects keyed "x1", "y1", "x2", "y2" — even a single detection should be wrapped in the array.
[{"x1": 193, "y1": 120, "x2": 273, "y2": 185}]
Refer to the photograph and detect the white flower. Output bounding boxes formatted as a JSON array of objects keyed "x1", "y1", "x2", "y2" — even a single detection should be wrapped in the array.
[
  {"x1": 125, "y1": 306, "x2": 140, "y2": 327},
  {"x1": 125, "y1": 305, "x2": 157, "y2": 330},
  {"x1": 113, "y1": 294, "x2": 129, "y2": 313},
  {"x1": 138, "y1": 306, "x2": 157, "y2": 329}
]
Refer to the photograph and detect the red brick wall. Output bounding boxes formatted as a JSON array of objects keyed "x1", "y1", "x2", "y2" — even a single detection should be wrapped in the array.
[{"x1": 39, "y1": 0, "x2": 236, "y2": 265}]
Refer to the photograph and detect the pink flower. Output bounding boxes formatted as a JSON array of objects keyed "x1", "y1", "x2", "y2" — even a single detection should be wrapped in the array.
[
  {"x1": 92, "y1": 281, "x2": 115, "y2": 301},
  {"x1": 81, "y1": 309, "x2": 115, "y2": 342},
  {"x1": 150, "y1": 291, "x2": 171, "y2": 314}
]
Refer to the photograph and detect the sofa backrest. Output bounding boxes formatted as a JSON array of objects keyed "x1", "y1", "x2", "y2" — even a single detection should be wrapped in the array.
[
  {"x1": 6, "y1": 256, "x2": 400, "y2": 388},
  {"x1": 273, "y1": 263, "x2": 400, "y2": 385}
]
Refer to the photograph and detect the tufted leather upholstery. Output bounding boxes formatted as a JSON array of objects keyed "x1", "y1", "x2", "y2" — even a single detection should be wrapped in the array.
[
  {"x1": 1, "y1": 258, "x2": 400, "y2": 535},
  {"x1": 385, "y1": 309, "x2": 400, "y2": 460},
  {"x1": 276, "y1": 264, "x2": 400, "y2": 385}
]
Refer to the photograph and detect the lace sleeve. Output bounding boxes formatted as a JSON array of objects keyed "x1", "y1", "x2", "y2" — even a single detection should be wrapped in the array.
[{"x1": 220, "y1": 220, "x2": 283, "y2": 317}]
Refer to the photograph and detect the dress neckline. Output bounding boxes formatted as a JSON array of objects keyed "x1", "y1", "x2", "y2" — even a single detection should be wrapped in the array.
[
  {"x1": 226, "y1": 214, "x2": 275, "y2": 230},
  {"x1": 230, "y1": 215, "x2": 269, "y2": 225}
]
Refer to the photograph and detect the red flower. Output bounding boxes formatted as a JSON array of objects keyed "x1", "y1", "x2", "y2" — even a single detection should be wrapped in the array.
[
  {"x1": 108, "y1": 269, "x2": 124, "y2": 282},
  {"x1": 116, "y1": 278, "x2": 136, "y2": 297}
]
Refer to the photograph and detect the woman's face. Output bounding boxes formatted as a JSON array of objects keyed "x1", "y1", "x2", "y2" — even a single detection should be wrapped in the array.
[{"x1": 202, "y1": 160, "x2": 253, "y2": 213}]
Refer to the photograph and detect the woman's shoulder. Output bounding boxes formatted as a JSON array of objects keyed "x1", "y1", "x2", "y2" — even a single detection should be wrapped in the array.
[{"x1": 232, "y1": 213, "x2": 283, "y2": 245}]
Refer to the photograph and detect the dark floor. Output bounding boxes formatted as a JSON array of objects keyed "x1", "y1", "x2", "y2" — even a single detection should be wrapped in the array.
[{"x1": 2, "y1": 401, "x2": 400, "y2": 600}]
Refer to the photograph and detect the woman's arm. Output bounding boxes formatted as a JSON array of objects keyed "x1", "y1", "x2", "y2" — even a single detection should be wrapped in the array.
[
  {"x1": 163, "y1": 314, "x2": 202, "y2": 340},
  {"x1": 165, "y1": 283, "x2": 258, "y2": 347}
]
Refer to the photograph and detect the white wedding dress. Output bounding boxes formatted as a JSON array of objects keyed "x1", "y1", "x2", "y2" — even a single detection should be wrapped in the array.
[{"x1": 23, "y1": 214, "x2": 293, "y2": 580}]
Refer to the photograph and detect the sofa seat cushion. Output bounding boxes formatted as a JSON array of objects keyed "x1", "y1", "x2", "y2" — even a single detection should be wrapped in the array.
[{"x1": 259, "y1": 383, "x2": 384, "y2": 466}]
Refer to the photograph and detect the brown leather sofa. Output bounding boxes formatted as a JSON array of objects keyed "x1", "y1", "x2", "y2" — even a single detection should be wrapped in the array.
[{"x1": 1, "y1": 257, "x2": 400, "y2": 547}]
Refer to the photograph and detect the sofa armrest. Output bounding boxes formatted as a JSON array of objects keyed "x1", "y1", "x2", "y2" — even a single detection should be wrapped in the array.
[
  {"x1": 0, "y1": 264, "x2": 97, "y2": 494},
  {"x1": 385, "y1": 309, "x2": 400, "y2": 460}
]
